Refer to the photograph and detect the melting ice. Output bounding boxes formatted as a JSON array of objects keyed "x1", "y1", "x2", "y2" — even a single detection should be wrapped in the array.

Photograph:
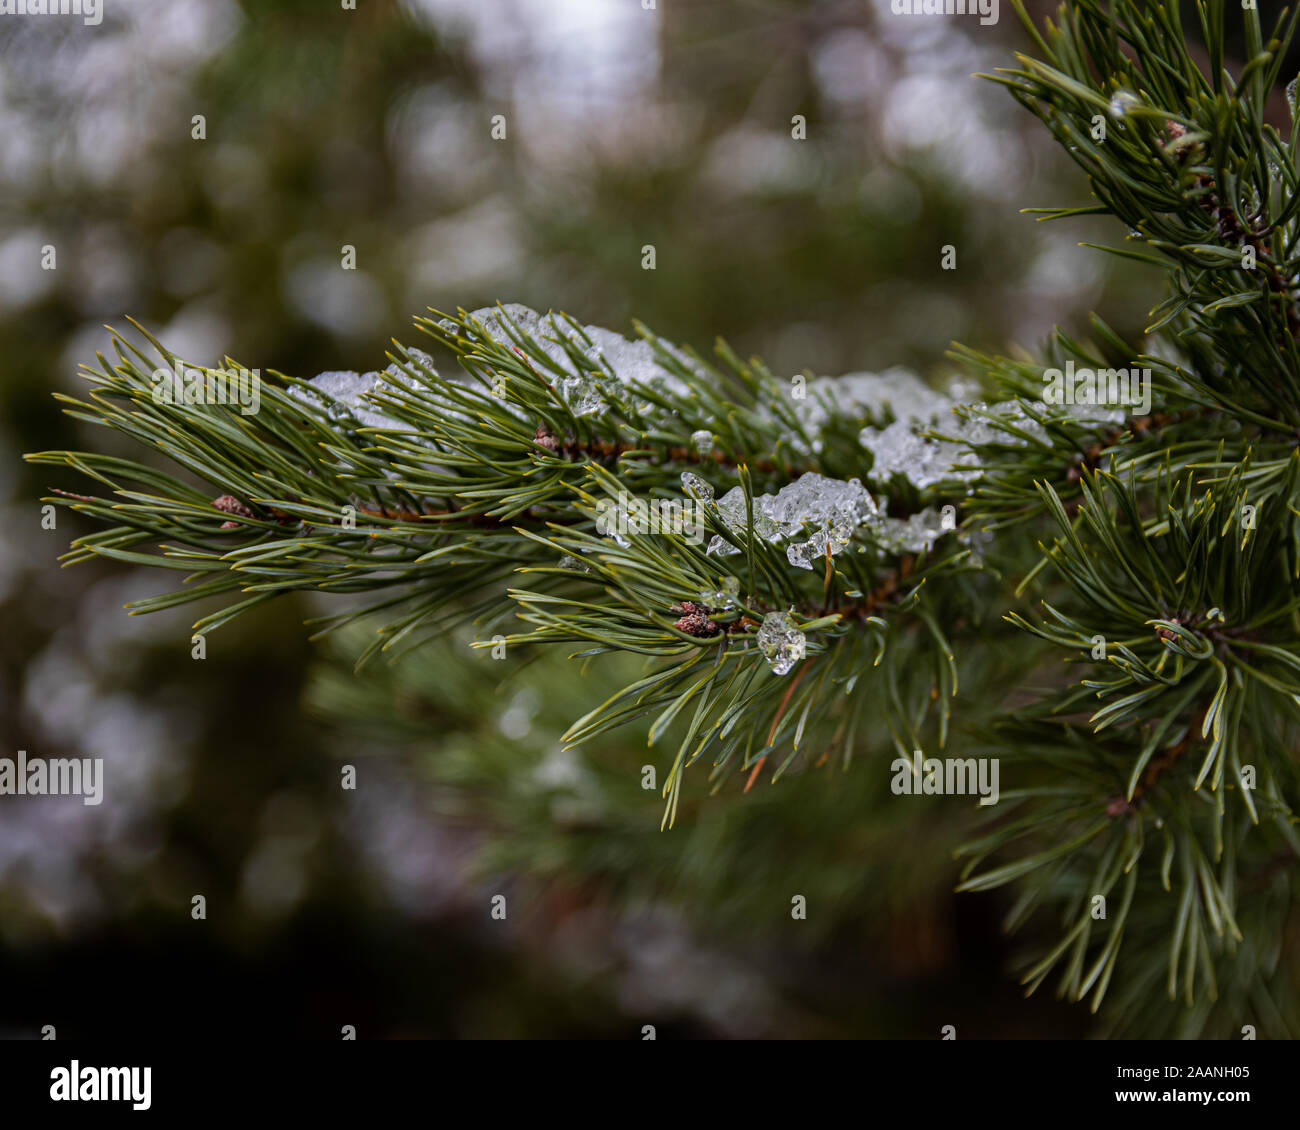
[
  {"x1": 680, "y1": 471, "x2": 715, "y2": 502},
  {"x1": 462, "y1": 303, "x2": 696, "y2": 419},
  {"x1": 757, "y1": 611, "x2": 806, "y2": 676},
  {"x1": 874, "y1": 509, "x2": 948, "y2": 555},
  {"x1": 862, "y1": 400, "x2": 1062, "y2": 490},
  {"x1": 291, "y1": 347, "x2": 437, "y2": 430},
  {"x1": 791, "y1": 367, "x2": 1124, "y2": 492},
  {"x1": 698, "y1": 575, "x2": 740, "y2": 610},
  {"x1": 705, "y1": 472, "x2": 878, "y2": 564}
]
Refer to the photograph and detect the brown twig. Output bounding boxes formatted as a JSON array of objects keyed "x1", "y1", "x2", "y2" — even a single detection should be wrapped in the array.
[{"x1": 1109, "y1": 706, "x2": 1209, "y2": 815}]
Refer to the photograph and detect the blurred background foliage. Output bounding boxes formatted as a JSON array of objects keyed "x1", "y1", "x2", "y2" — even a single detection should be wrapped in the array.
[{"x1": 2, "y1": 0, "x2": 1287, "y2": 1037}]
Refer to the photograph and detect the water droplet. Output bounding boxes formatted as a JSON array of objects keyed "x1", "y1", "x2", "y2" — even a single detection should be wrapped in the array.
[
  {"x1": 698, "y1": 576, "x2": 740, "y2": 610},
  {"x1": 691, "y1": 429, "x2": 713, "y2": 457},
  {"x1": 1109, "y1": 90, "x2": 1140, "y2": 119},
  {"x1": 560, "y1": 374, "x2": 603, "y2": 417}
]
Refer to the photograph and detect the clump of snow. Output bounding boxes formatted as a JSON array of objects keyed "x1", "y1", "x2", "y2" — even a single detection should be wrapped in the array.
[
  {"x1": 860, "y1": 417, "x2": 978, "y2": 490},
  {"x1": 862, "y1": 400, "x2": 1057, "y2": 490},
  {"x1": 874, "y1": 508, "x2": 948, "y2": 555},
  {"x1": 803, "y1": 368, "x2": 950, "y2": 429},
  {"x1": 706, "y1": 472, "x2": 878, "y2": 559},
  {"x1": 459, "y1": 303, "x2": 695, "y2": 418},
  {"x1": 289, "y1": 346, "x2": 441, "y2": 431},
  {"x1": 383, "y1": 346, "x2": 437, "y2": 381},
  {"x1": 291, "y1": 368, "x2": 411, "y2": 430},
  {"x1": 781, "y1": 368, "x2": 950, "y2": 455},
  {"x1": 777, "y1": 363, "x2": 1130, "y2": 491},
  {"x1": 1057, "y1": 400, "x2": 1126, "y2": 426}
]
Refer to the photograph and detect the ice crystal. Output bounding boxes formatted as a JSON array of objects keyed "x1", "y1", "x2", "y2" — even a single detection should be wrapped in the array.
[
  {"x1": 757, "y1": 611, "x2": 806, "y2": 676},
  {"x1": 291, "y1": 369, "x2": 410, "y2": 430},
  {"x1": 874, "y1": 509, "x2": 948, "y2": 555},
  {"x1": 861, "y1": 401, "x2": 1052, "y2": 491},
  {"x1": 462, "y1": 304, "x2": 694, "y2": 419},
  {"x1": 786, "y1": 520, "x2": 854, "y2": 570},
  {"x1": 785, "y1": 368, "x2": 949, "y2": 453},
  {"x1": 680, "y1": 471, "x2": 715, "y2": 502},
  {"x1": 706, "y1": 473, "x2": 877, "y2": 558}
]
